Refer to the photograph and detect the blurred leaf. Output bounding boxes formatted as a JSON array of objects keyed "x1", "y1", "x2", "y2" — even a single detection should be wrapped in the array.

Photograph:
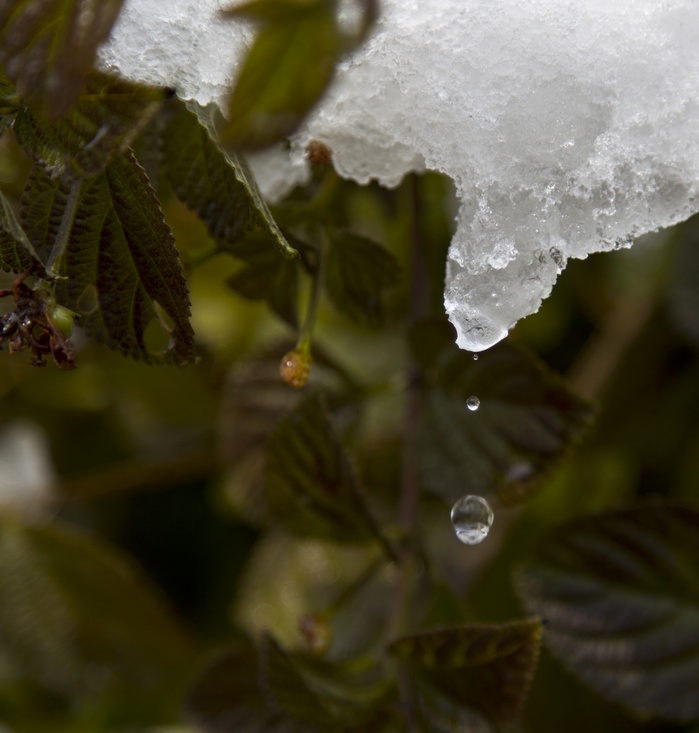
[
  {"x1": 389, "y1": 619, "x2": 542, "y2": 731},
  {"x1": 0, "y1": 68, "x2": 21, "y2": 132},
  {"x1": 668, "y1": 214, "x2": 699, "y2": 348},
  {"x1": 162, "y1": 101, "x2": 297, "y2": 258},
  {"x1": 13, "y1": 72, "x2": 169, "y2": 179},
  {"x1": 266, "y1": 392, "x2": 392, "y2": 554},
  {"x1": 324, "y1": 231, "x2": 401, "y2": 328},
  {"x1": 220, "y1": 0, "x2": 343, "y2": 149},
  {"x1": 235, "y1": 534, "x2": 389, "y2": 659},
  {"x1": 21, "y1": 154, "x2": 195, "y2": 364},
  {"x1": 0, "y1": 515, "x2": 192, "y2": 697},
  {"x1": 219, "y1": 342, "x2": 345, "y2": 526},
  {"x1": 260, "y1": 635, "x2": 387, "y2": 728},
  {"x1": 0, "y1": 0, "x2": 125, "y2": 119},
  {"x1": 0, "y1": 191, "x2": 47, "y2": 276},
  {"x1": 225, "y1": 230, "x2": 301, "y2": 327},
  {"x1": 412, "y1": 317, "x2": 593, "y2": 505},
  {"x1": 517, "y1": 502, "x2": 699, "y2": 723},
  {"x1": 187, "y1": 639, "x2": 387, "y2": 733}
]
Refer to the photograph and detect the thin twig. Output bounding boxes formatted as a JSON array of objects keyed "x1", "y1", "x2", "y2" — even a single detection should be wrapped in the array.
[{"x1": 390, "y1": 175, "x2": 429, "y2": 733}]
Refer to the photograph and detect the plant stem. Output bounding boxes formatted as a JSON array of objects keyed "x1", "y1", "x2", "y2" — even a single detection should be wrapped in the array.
[
  {"x1": 390, "y1": 175, "x2": 429, "y2": 733},
  {"x1": 297, "y1": 227, "x2": 327, "y2": 351},
  {"x1": 46, "y1": 179, "x2": 85, "y2": 275}
]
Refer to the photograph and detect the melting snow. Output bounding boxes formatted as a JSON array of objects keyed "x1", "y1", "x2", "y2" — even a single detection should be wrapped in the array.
[{"x1": 102, "y1": 0, "x2": 699, "y2": 350}]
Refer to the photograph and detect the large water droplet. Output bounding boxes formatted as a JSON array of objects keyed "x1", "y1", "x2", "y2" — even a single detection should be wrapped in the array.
[
  {"x1": 466, "y1": 396, "x2": 480, "y2": 411},
  {"x1": 472, "y1": 353, "x2": 479, "y2": 361},
  {"x1": 450, "y1": 495, "x2": 494, "y2": 545}
]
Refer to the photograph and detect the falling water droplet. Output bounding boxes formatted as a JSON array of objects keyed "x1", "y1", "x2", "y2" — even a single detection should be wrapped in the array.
[
  {"x1": 472, "y1": 353, "x2": 479, "y2": 361},
  {"x1": 450, "y1": 495, "x2": 494, "y2": 545},
  {"x1": 466, "y1": 396, "x2": 480, "y2": 411}
]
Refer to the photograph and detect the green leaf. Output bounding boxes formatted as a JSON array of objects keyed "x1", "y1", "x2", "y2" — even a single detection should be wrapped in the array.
[
  {"x1": 225, "y1": 230, "x2": 301, "y2": 326},
  {"x1": 13, "y1": 72, "x2": 170, "y2": 179},
  {"x1": 21, "y1": 153, "x2": 195, "y2": 364},
  {"x1": 265, "y1": 392, "x2": 392, "y2": 553},
  {"x1": 0, "y1": 191, "x2": 47, "y2": 275},
  {"x1": 187, "y1": 639, "x2": 387, "y2": 733},
  {"x1": 516, "y1": 502, "x2": 699, "y2": 723},
  {"x1": 162, "y1": 101, "x2": 297, "y2": 258},
  {"x1": 413, "y1": 317, "x2": 593, "y2": 505},
  {"x1": 260, "y1": 635, "x2": 386, "y2": 728},
  {"x1": 324, "y1": 231, "x2": 401, "y2": 328},
  {"x1": 220, "y1": 0, "x2": 343, "y2": 150},
  {"x1": 0, "y1": 0, "x2": 124, "y2": 119},
  {"x1": 388, "y1": 619, "x2": 542, "y2": 730},
  {"x1": 0, "y1": 515, "x2": 192, "y2": 696},
  {"x1": 0, "y1": 68, "x2": 21, "y2": 132},
  {"x1": 220, "y1": 343, "x2": 353, "y2": 525},
  {"x1": 187, "y1": 645, "x2": 301, "y2": 733}
]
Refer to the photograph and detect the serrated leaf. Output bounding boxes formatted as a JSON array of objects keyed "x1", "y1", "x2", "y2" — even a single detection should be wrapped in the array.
[
  {"x1": 0, "y1": 0, "x2": 125, "y2": 119},
  {"x1": 324, "y1": 231, "x2": 401, "y2": 327},
  {"x1": 265, "y1": 392, "x2": 391, "y2": 552},
  {"x1": 261, "y1": 635, "x2": 386, "y2": 729},
  {"x1": 187, "y1": 646, "x2": 304, "y2": 733},
  {"x1": 516, "y1": 503, "x2": 699, "y2": 723},
  {"x1": 13, "y1": 72, "x2": 169, "y2": 179},
  {"x1": 413, "y1": 318, "x2": 593, "y2": 505},
  {"x1": 388, "y1": 620, "x2": 542, "y2": 730},
  {"x1": 162, "y1": 101, "x2": 297, "y2": 258},
  {"x1": 187, "y1": 640, "x2": 386, "y2": 733},
  {"x1": 220, "y1": 0, "x2": 343, "y2": 149},
  {"x1": 21, "y1": 153, "x2": 195, "y2": 364},
  {"x1": 0, "y1": 68, "x2": 21, "y2": 132},
  {"x1": 225, "y1": 230, "x2": 301, "y2": 326},
  {"x1": 0, "y1": 515, "x2": 192, "y2": 696},
  {"x1": 220, "y1": 342, "x2": 348, "y2": 526},
  {"x1": 0, "y1": 191, "x2": 47, "y2": 275}
]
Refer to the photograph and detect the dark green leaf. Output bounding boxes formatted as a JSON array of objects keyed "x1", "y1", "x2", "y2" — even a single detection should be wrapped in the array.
[
  {"x1": 162, "y1": 101, "x2": 297, "y2": 258},
  {"x1": 220, "y1": 342, "x2": 349, "y2": 526},
  {"x1": 668, "y1": 215, "x2": 699, "y2": 348},
  {"x1": 324, "y1": 231, "x2": 401, "y2": 327},
  {"x1": 0, "y1": 515, "x2": 192, "y2": 696},
  {"x1": 225, "y1": 230, "x2": 301, "y2": 326},
  {"x1": 0, "y1": 68, "x2": 21, "y2": 132},
  {"x1": 187, "y1": 640, "x2": 387, "y2": 733},
  {"x1": 220, "y1": 0, "x2": 343, "y2": 149},
  {"x1": 21, "y1": 153, "x2": 195, "y2": 364},
  {"x1": 388, "y1": 620, "x2": 542, "y2": 730},
  {"x1": 187, "y1": 645, "x2": 305, "y2": 733},
  {"x1": 0, "y1": 191, "x2": 47, "y2": 275},
  {"x1": 223, "y1": 0, "x2": 330, "y2": 23},
  {"x1": 0, "y1": 0, "x2": 125, "y2": 119},
  {"x1": 517, "y1": 503, "x2": 699, "y2": 723},
  {"x1": 413, "y1": 317, "x2": 593, "y2": 505},
  {"x1": 265, "y1": 392, "x2": 392, "y2": 552},
  {"x1": 261, "y1": 635, "x2": 387, "y2": 728},
  {"x1": 13, "y1": 72, "x2": 169, "y2": 179}
]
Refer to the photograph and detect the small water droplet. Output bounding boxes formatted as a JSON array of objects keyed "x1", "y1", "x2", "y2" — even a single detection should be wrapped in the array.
[
  {"x1": 472, "y1": 353, "x2": 479, "y2": 361},
  {"x1": 466, "y1": 396, "x2": 480, "y2": 411},
  {"x1": 450, "y1": 495, "x2": 494, "y2": 545}
]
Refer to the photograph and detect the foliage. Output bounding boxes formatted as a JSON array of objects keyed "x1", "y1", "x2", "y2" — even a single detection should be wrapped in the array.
[{"x1": 1, "y1": 3, "x2": 699, "y2": 733}]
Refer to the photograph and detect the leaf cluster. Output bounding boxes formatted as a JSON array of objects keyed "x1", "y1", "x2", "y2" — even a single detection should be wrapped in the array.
[{"x1": 2, "y1": 2, "x2": 699, "y2": 733}]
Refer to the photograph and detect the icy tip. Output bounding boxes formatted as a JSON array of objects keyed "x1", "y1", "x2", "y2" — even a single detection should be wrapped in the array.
[{"x1": 449, "y1": 308, "x2": 508, "y2": 353}]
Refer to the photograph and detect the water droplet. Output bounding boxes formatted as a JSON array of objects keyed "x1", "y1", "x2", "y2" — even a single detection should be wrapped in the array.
[
  {"x1": 466, "y1": 396, "x2": 480, "y2": 411},
  {"x1": 450, "y1": 495, "x2": 494, "y2": 545},
  {"x1": 472, "y1": 353, "x2": 479, "y2": 361}
]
